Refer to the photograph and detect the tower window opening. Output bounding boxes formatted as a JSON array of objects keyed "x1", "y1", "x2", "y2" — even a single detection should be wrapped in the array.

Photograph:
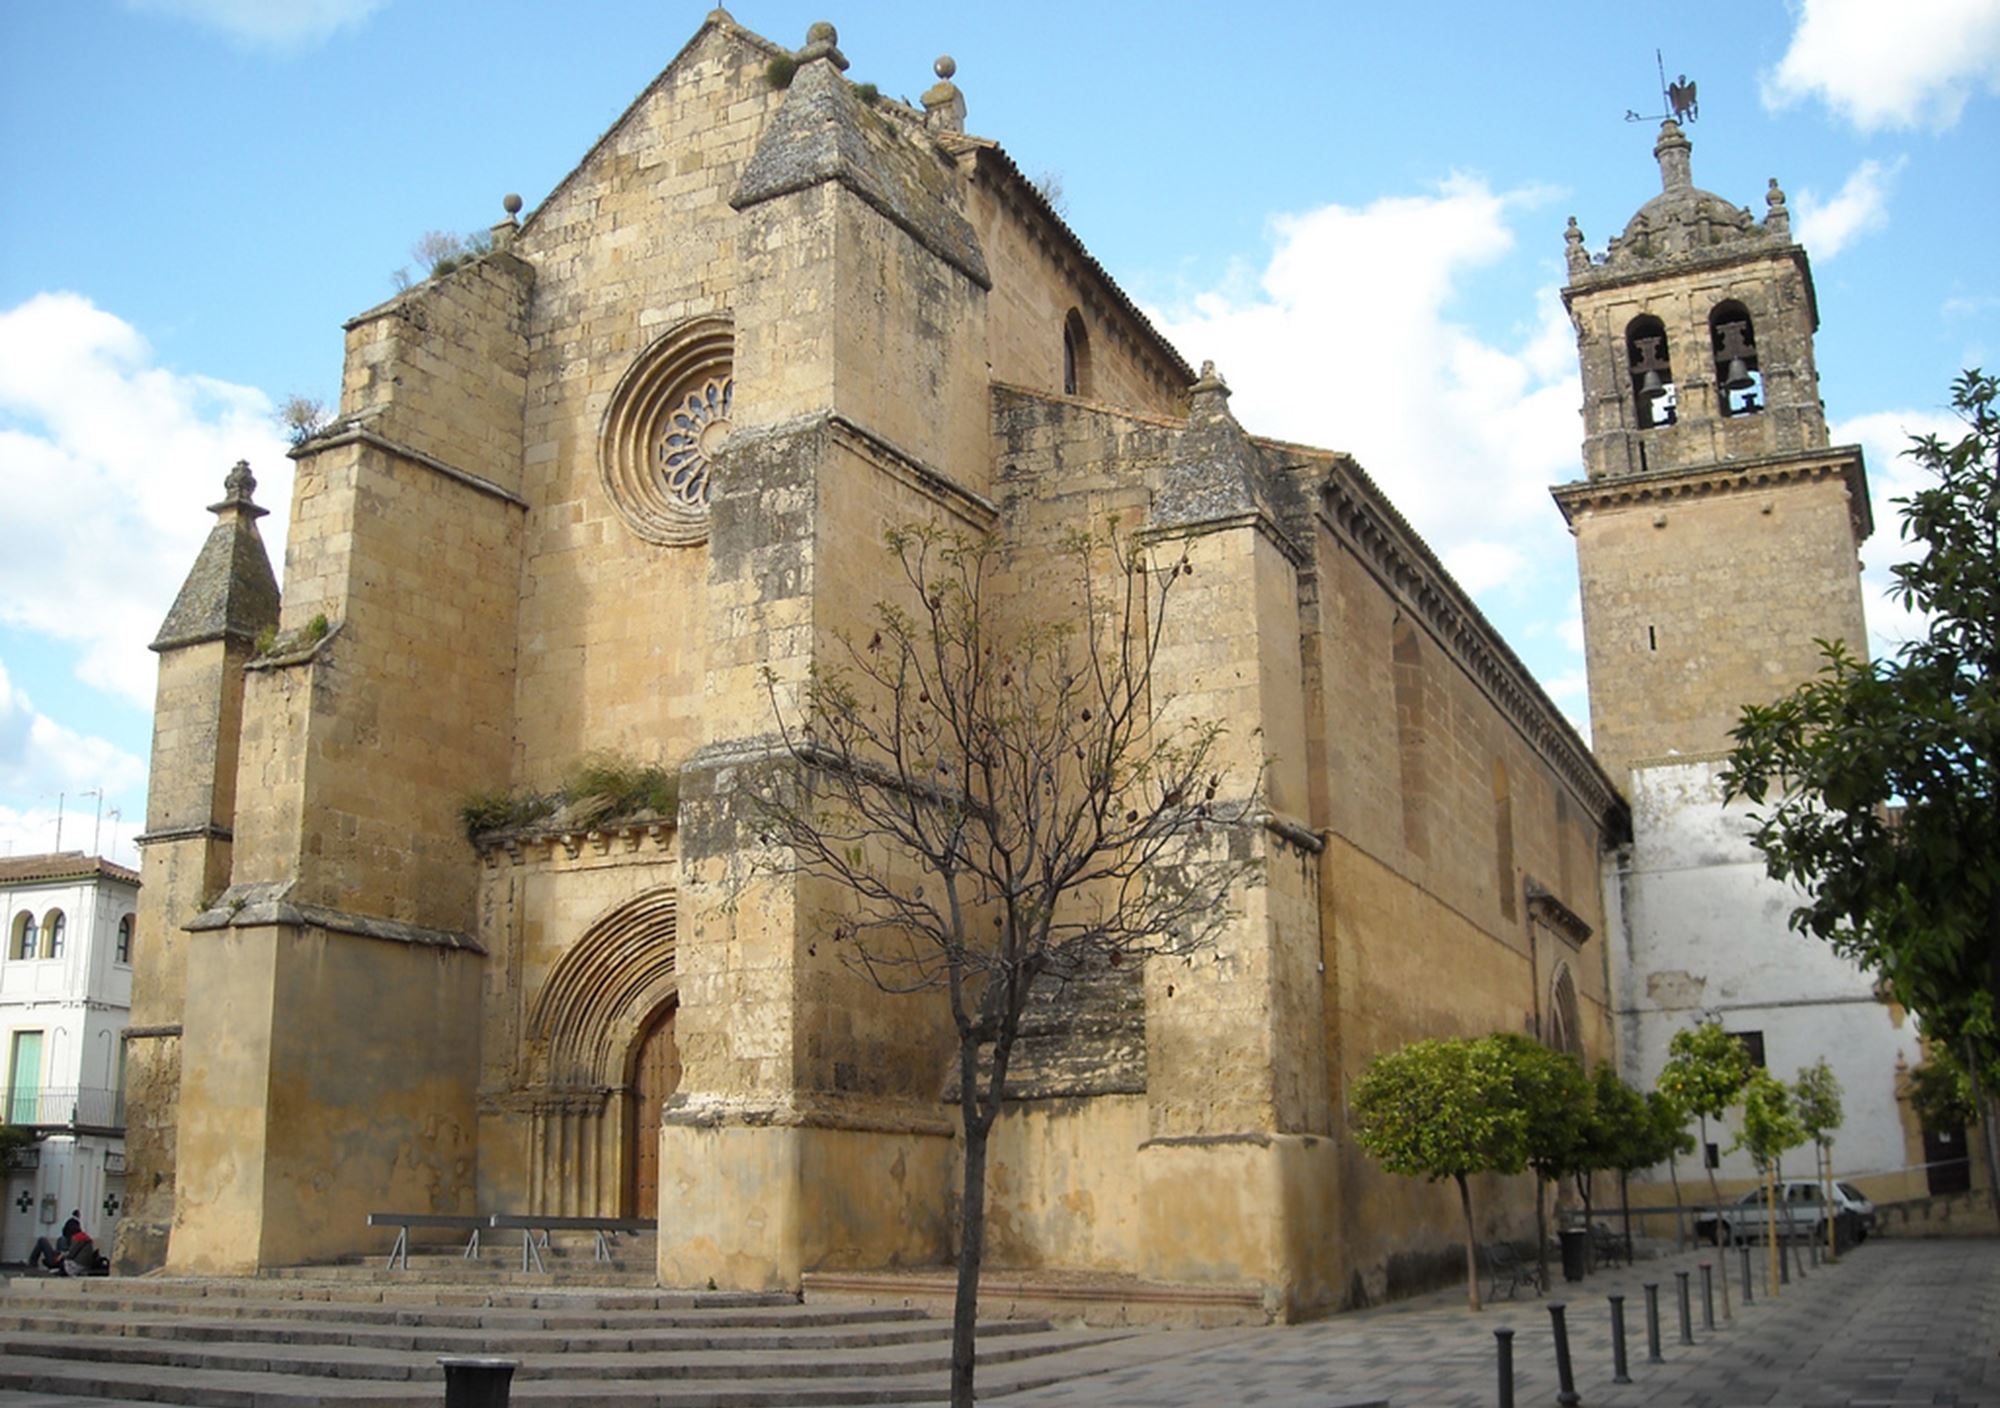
[
  {"x1": 1711, "y1": 302, "x2": 1763, "y2": 417},
  {"x1": 1626, "y1": 315, "x2": 1676, "y2": 429},
  {"x1": 1647, "y1": 625, "x2": 1657, "y2": 651},
  {"x1": 1061, "y1": 308, "x2": 1091, "y2": 398}
]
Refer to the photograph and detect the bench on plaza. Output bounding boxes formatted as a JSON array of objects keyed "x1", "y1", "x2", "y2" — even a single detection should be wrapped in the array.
[
  {"x1": 1482, "y1": 1241, "x2": 1538, "y2": 1300},
  {"x1": 1591, "y1": 1221, "x2": 1629, "y2": 1267},
  {"x1": 365, "y1": 1212, "x2": 489, "y2": 1270},
  {"x1": 486, "y1": 1213, "x2": 657, "y2": 1273}
]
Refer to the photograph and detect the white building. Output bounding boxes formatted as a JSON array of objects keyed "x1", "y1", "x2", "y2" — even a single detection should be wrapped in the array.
[
  {"x1": 1611, "y1": 763, "x2": 1924, "y2": 1195},
  {"x1": 0, "y1": 853, "x2": 135, "y2": 1262}
]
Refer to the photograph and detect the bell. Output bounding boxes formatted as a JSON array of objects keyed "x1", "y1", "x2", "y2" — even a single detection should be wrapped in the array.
[
  {"x1": 1639, "y1": 369, "x2": 1664, "y2": 399},
  {"x1": 1723, "y1": 357, "x2": 1754, "y2": 391}
]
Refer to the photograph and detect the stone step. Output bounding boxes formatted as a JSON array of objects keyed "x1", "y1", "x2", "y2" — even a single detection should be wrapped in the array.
[
  {"x1": 0, "y1": 1322, "x2": 1109, "y2": 1383},
  {"x1": 0, "y1": 1304, "x2": 1046, "y2": 1355},
  {"x1": 1, "y1": 1275, "x2": 789, "y2": 1312},
  {"x1": 0, "y1": 1300, "x2": 934, "y2": 1335}
]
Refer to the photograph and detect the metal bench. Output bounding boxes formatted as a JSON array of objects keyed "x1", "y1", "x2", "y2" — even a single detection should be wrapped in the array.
[
  {"x1": 486, "y1": 1214, "x2": 657, "y2": 1273},
  {"x1": 1483, "y1": 1241, "x2": 1537, "y2": 1300},
  {"x1": 1591, "y1": 1222, "x2": 1629, "y2": 1267},
  {"x1": 366, "y1": 1212, "x2": 489, "y2": 1271}
]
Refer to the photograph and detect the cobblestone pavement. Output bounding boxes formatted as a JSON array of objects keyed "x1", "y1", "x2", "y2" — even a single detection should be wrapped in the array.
[{"x1": 987, "y1": 1237, "x2": 2000, "y2": 1406}]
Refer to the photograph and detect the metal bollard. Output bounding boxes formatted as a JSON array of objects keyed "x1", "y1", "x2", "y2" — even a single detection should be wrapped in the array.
[
  {"x1": 1644, "y1": 1281, "x2": 1664, "y2": 1363},
  {"x1": 439, "y1": 1357, "x2": 517, "y2": 1408},
  {"x1": 1548, "y1": 1302, "x2": 1580, "y2": 1408},
  {"x1": 1494, "y1": 1326, "x2": 1515, "y2": 1408},
  {"x1": 1699, "y1": 1260, "x2": 1716, "y2": 1331},
  {"x1": 1810, "y1": 1236, "x2": 1821, "y2": 1268},
  {"x1": 1780, "y1": 1238, "x2": 1791, "y2": 1285},
  {"x1": 1609, "y1": 1293, "x2": 1633, "y2": 1385},
  {"x1": 1675, "y1": 1269, "x2": 1694, "y2": 1345},
  {"x1": 1739, "y1": 1244, "x2": 1754, "y2": 1304}
]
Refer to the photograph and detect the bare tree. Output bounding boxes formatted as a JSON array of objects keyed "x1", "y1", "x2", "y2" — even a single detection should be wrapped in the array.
[{"x1": 756, "y1": 523, "x2": 1256, "y2": 1408}]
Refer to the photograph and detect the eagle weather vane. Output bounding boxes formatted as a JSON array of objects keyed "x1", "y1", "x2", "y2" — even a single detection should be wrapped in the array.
[{"x1": 1626, "y1": 50, "x2": 1699, "y2": 124}]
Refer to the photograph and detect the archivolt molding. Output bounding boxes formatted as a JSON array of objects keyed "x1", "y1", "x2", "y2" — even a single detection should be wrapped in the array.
[{"x1": 529, "y1": 886, "x2": 679, "y2": 1087}]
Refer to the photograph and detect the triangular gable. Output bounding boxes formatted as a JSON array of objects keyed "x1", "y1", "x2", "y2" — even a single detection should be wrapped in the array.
[{"x1": 519, "y1": 9, "x2": 788, "y2": 240}]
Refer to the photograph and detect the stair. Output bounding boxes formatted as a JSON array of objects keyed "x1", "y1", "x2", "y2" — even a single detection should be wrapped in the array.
[{"x1": 0, "y1": 1273, "x2": 1144, "y2": 1405}]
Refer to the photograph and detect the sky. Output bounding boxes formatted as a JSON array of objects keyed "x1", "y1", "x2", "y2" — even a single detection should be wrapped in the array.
[{"x1": 1, "y1": 0, "x2": 1996, "y2": 867}]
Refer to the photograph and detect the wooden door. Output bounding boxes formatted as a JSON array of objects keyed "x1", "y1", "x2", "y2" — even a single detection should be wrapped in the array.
[{"x1": 630, "y1": 1002, "x2": 682, "y2": 1220}]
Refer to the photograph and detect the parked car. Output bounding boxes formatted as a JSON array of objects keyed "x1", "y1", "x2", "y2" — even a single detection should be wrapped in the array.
[{"x1": 1695, "y1": 1180, "x2": 1875, "y2": 1246}]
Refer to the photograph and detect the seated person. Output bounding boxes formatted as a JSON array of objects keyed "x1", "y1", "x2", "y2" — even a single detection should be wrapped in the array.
[{"x1": 29, "y1": 1213, "x2": 83, "y2": 1273}]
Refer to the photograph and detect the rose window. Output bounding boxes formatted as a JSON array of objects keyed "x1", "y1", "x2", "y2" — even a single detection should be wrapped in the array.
[
  {"x1": 654, "y1": 375, "x2": 732, "y2": 510},
  {"x1": 599, "y1": 316, "x2": 734, "y2": 546}
]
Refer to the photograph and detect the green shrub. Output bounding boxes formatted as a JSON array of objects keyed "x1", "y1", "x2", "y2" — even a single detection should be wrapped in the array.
[{"x1": 765, "y1": 55, "x2": 797, "y2": 89}]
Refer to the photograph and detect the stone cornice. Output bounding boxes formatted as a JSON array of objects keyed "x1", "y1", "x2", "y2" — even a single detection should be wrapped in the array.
[
  {"x1": 1313, "y1": 457, "x2": 1629, "y2": 836},
  {"x1": 1551, "y1": 444, "x2": 1871, "y2": 543},
  {"x1": 1525, "y1": 879, "x2": 1593, "y2": 948},
  {"x1": 134, "y1": 823, "x2": 232, "y2": 848},
  {"x1": 1139, "y1": 509, "x2": 1307, "y2": 570},
  {"x1": 475, "y1": 819, "x2": 678, "y2": 870},
  {"x1": 294, "y1": 421, "x2": 529, "y2": 511},
  {"x1": 185, "y1": 882, "x2": 484, "y2": 955}
]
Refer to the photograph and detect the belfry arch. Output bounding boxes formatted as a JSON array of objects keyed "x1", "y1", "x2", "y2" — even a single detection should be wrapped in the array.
[{"x1": 524, "y1": 887, "x2": 681, "y2": 1216}]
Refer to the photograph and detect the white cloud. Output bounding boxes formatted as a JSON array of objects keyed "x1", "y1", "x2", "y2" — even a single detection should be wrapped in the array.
[
  {"x1": 1764, "y1": 0, "x2": 2000, "y2": 131},
  {"x1": 0, "y1": 292, "x2": 292, "y2": 708},
  {"x1": 1830, "y1": 406, "x2": 1964, "y2": 658},
  {"x1": 125, "y1": 0, "x2": 387, "y2": 50},
  {"x1": 1794, "y1": 157, "x2": 1905, "y2": 259},
  {"x1": 1150, "y1": 175, "x2": 1584, "y2": 621},
  {"x1": 0, "y1": 659, "x2": 146, "y2": 839}
]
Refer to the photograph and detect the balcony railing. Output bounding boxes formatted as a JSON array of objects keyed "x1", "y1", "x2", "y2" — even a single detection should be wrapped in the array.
[{"x1": 5, "y1": 1085, "x2": 124, "y2": 1131}]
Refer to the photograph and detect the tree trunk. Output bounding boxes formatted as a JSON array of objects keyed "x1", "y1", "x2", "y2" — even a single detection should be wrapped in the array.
[
  {"x1": 1619, "y1": 1169, "x2": 1634, "y2": 1264},
  {"x1": 1667, "y1": 1149, "x2": 1687, "y2": 1250},
  {"x1": 1580, "y1": 1175, "x2": 1596, "y2": 1272},
  {"x1": 1699, "y1": 1113, "x2": 1732, "y2": 1316},
  {"x1": 1456, "y1": 1172, "x2": 1483, "y2": 1312},
  {"x1": 1822, "y1": 1144, "x2": 1838, "y2": 1262},
  {"x1": 1764, "y1": 1161, "x2": 1779, "y2": 1297},
  {"x1": 1966, "y1": 1035, "x2": 2000, "y2": 1225},
  {"x1": 1533, "y1": 1174, "x2": 1550, "y2": 1292},
  {"x1": 950, "y1": 1115, "x2": 990, "y2": 1408}
]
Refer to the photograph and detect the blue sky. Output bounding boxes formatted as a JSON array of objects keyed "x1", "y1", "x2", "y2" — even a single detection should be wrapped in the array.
[{"x1": 2, "y1": 0, "x2": 1996, "y2": 865}]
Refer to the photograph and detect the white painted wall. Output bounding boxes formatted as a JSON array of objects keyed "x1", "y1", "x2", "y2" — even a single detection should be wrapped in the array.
[
  {"x1": 1611, "y1": 759, "x2": 1922, "y2": 1194},
  {"x1": 0, "y1": 862, "x2": 134, "y2": 1263}
]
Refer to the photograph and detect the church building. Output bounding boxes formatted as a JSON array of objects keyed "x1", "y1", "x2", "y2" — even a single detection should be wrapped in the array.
[{"x1": 117, "y1": 11, "x2": 1920, "y2": 1317}]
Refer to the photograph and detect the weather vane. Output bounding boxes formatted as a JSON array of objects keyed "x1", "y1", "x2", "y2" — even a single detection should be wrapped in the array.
[{"x1": 1625, "y1": 49, "x2": 1698, "y2": 124}]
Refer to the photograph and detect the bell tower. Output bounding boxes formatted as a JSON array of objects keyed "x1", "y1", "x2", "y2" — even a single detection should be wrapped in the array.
[{"x1": 1553, "y1": 120, "x2": 1872, "y2": 782}]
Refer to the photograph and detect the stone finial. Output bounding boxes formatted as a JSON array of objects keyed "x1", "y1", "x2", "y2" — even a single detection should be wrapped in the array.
[
  {"x1": 491, "y1": 192, "x2": 524, "y2": 251},
  {"x1": 1654, "y1": 118, "x2": 1693, "y2": 193},
  {"x1": 922, "y1": 54, "x2": 965, "y2": 133},
  {"x1": 797, "y1": 20, "x2": 848, "y2": 71},
  {"x1": 1764, "y1": 177, "x2": 1792, "y2": 240},
  {"x1": 210, "y1": 460, "x2": 268, "y2": 521},
  {"x1": 1564, "y1": 215, "x2": 1589, "y2": 275}
]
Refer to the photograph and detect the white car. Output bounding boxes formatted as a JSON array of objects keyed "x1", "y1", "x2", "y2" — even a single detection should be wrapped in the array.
[{"x1": 1698, "y1": 1180, "x2": 1875, "y2": 1245}]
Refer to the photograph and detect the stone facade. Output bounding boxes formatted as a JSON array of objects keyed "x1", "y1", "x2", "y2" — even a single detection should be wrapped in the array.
[{"x1": 130, "y1": 14, "x2": 1927, "y2": 1319}]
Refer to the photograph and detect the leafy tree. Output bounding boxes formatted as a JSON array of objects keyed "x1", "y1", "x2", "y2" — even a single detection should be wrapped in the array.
[
  {"x1": 1725, "y1": 369, "x2": 2000, "y2": 1216},
  {"x1": 1792, "y1": 1059, "x2": 1844, "y2": 1257},
  {"x1": 1906, "y1": 1049, "x2": 1979, "y2": 1135},
  {"x1": 1734, "y1": 1071, "x2": 1808, "y2": 1294},
  {"x1": 755, "y1": 524, "x2": 1253, "y2": 1408},
  {"x1": 1641, "y1": 1088, "x2": 1699, "y2": 1251},
  {"x1": 1583, "y1": 1066, "x2": 1668, "y2": 1263},
  {"x1": 1352, "y1": 1036, "x2": 1531, "y2": 1311},
  {"x1": 1660, "y1": 1020, "x2": 1752, "y2": 1311},
  {"x1": 1489, "y1": 1033, "x2": 1589, "y2": 1290}
]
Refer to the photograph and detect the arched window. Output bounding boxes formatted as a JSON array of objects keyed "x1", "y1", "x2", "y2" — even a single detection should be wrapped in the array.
[
  {"x1": 11, "y1": 913, "x2": 37, "y2": 961},
  {"x1": 115, "y1": 915, "x2": 134, "y2": 965},
  {"x1": 1625, "y1": 314, "x2": 1676, "y2": 429},
  {"x1": 1710, "y1": 300, "x2": 1762, "y2": 417},
  {"x1": 1548, "y1": 964, "x2": 1584, "y2": 1059},
  {"x1": 43, "y1": 911, "x2": 64, "y2": 960},
  {"x1": 1061, "y1": 308, "x2": 1091, "y2": 398}
]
